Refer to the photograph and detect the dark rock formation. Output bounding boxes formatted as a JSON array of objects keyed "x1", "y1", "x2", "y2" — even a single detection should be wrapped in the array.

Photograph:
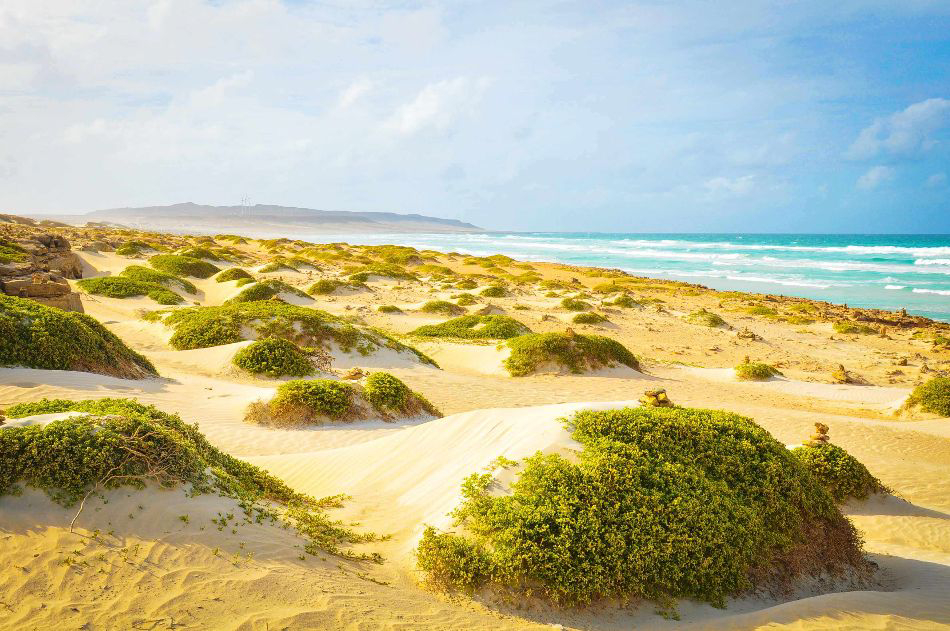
[{"x1": 0, "y1": 233, "x2": 84, "y2": 312}]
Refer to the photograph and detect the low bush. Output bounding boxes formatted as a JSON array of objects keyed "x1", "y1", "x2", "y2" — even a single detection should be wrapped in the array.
[
  {"x1": 420, "y1": 300, "x2": 465, "y2": 316},
  {"x1": 454, "y1": 293, "x2": 478, "y2": 306},
  {"x1": 216, "y1": 268, "x2": 254, "y2": 283},
  {"x1": 0, "y1": 398, "x2": 370, "y2": 557},
  {"x1": 903, "y1": 377, "x2": 950, "y2": 416},
  {"x1": 226, "y1": 279, "x2": 309, "y2": 304},
  {"x1": 792, "y1": 443, "x2": 889, "y2": 502},
  {"x1": 177, "y1": 246, "x2": 219, "y2": 260},
  {"x1": 745, "y1": 306, "x2": 778, "y2": 316},
  {"x1": 77, "y1": 276, "x2": 184, "y2": 305},
  {"x1": 154, "y1": 301, "x2": 436, "y2": 366},
  {"x1": 0, "y1": 294, "x2": 156, "y2": 378},
  {"x1": 504, "y1": 332, "x2": 638, "y2": 376},
  {"x1": 684, "y1": 309, "x2": 726, "y2": 327},
  {"x1": 348, "y1": 263, "x2": 418, "y2": 282},
  {"x1": 418, "y1": 406, "x2": 866, "y2": 608},
  {"x1": 572, "y1": 312, "x2": 608, "y2": 325},
  {"x1": 0, "y1": 238, "x2": 28, "y2": 264},
  {"x1": 363, "y1": 372, "x2": 439, "y2": 416},
  {"x1": 411, "y1": 315, "x2": 532, "y2": 340},
  {"x1": 232, "y1": 337, "x2": 315, "y2": 378},
  {"x1": 560, "y1": 297, "x2": 590, "y2": 312},
  {"x1": 455, "y1": 279, "x2": 478, "y2": 290},
  {"x1": 115, "y1": 240, "x2": 150, "y2": 256},
  {"x1": 735, "y1": 361, "x2": 782, "y2": 381},
  {"x1": 259, "y1": 260, "x2": 298, "y2": 273},
  {"x1": 149, "y1": 254, "x2": 220, "y2": 279},
  {"x1": 377, "y1": 305, "x2": 403, "y2": 314},
  {"x1": 611, "y1": 294, "x2": 639, "y2": 308},
  {"x1": 120, "y1": 265, "x2": 197, "y2": 294},
  {"x1": 308, "y1": 279, "x2": 366, "y2": 295},
  {"x1": 480, "y1": 285, "x2": 507, "y2": 298},
  {"x1": 833, "y1": 321, "x2": 877, "y2": 335}
]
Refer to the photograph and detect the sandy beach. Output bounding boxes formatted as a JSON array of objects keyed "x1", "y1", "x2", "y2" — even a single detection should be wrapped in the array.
[{"x1": 1, "y1": 224, "x2": 949, "y2": 631}]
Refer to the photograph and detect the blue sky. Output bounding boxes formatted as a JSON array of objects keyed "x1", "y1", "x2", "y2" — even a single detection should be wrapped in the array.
[{"x1": 1, "y1": 1, "x2": 948, "y2": 232}]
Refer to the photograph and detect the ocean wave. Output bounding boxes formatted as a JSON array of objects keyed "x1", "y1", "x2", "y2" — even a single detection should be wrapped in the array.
[
  {"x1": 885, "y1": 285, "x2": 907, "y2": 290},
  {"x1": 912, "y1": 288, "x2": 950, "y2": 296},
  {"x1": 914, "y1": 258, "x2": 950, "y2": 266}
]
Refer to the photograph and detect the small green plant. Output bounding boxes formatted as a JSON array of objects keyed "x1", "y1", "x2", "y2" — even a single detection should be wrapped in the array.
[
  {"x1": 420, "y1": 300, "x2": 465, "y2": 316},
  {"x1": 0, "y1": 238, "x2": 28, "y2": 264},
  {"x1": 120, "y1": 265, "x2": 197, "y2": 294},
  {"x1": 504, "y1": 332, "x2": 638, "y2": 376},
  {"x1": 348, "y1": 263, "x2": 417, "y2": 282},
  {"x1": 177, "y1": 246, "x2": 219, "y2": 260},
  {"x1": 226, "y1": 279, "x2": 309, "y2": 304},
  {"x1": 377, "y1": 305, "x2": 403, "y2": 314},
  {"x1": 735, "y1": 361, "x2": 782, "y2": 381},
  {"x1": 149, "y1": 254, "x2": 220, "y2": 279},
  {"x1": 115, "y1": 240, "x2": 150, "y2": 256},
  {"x1": 572, "y1": 312, "x2": 608, "y2": 325},
  {"x1": 232, "y1": 337, "x2": 315, "y2": 378},
  {"x1": 560, "y1": 297, "x2": 590, "y2": 311},
  {"x1": 307, "y1": 279, "x2": 366, "y2": 295},
  {"x1": 78, "y1": 276, "x2": 183, "y2": 305},
  {"x1": 833, "y1": 321, "x2": 876, "y2": 335},
  {"x1": 903, "y1": 377, "x2": 950, "y2": 416},
  {"x1": 611, "y1": 294, "x2": 639, "y2": 308},
  {"x1": 745, "y1": 305, "x2": 778, "y2": 316},
  {"x1": 792, "y1": 443, "x2": 889, "y2": 502},
  {"x1": 411, "y1": 315, "x2": 531, "y2": 340},
  {"x1": 455, "y1": 279, "x2": 478, "y2": 290},
  {"x1": 480, "y1": 285, "x2": 507, "y2": 298},
  {"x1": 454, "y1": 293, "x2": 478, "y2": 306},
  {"x1": 216, "y1": 268, "x2": 254, "y2": 283},
  {"x1": 0, "y1": 294, "x2": 156, "y2": 378},
  {"x1": 684, "y1": 309, "x2": 726, "y2": 327}
]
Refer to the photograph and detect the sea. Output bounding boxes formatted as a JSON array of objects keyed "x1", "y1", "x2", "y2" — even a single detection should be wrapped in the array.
[{"x1": 302, "y1": 232, "x2": 950, "y2": 323}]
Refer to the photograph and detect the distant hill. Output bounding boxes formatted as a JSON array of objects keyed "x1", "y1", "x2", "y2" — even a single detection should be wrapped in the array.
[{"x1": 43, "y1": 203, "x2": 483, "y2": 235}]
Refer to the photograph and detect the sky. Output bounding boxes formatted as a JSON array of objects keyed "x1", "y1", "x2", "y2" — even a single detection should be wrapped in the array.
[{"x1": 1, "y1": 1, "x2": 948, "y2": 233}]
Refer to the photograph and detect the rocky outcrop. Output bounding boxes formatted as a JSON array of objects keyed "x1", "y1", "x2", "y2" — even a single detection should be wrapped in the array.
[{"x1": 0, "y1": 233, "x2": 84, "y2": 312}]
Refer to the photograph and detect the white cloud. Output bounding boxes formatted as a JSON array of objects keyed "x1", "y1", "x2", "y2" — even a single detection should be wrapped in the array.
[
  {"x1": 337, "y1": 79, "x2": 374, "y2": 110},
  {"x1": 847, "y1": 98, "x2": 950, "y2": 159},
  {"x1": 703, "y1": 174, "x2": 756, "y2": 196},
  {"x1": 926, "y1": 172, "x2": 947, "y2": 188},
  {"x1": 383, "y1": 77, "x2": 491, "y2": 136},
  {"x1": 856, "y1": 165, "x2": 895, "y2": 190}
]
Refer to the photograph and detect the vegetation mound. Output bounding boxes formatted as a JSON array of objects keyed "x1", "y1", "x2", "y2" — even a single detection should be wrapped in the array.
[
  {"x1": 115, "y1": 240, "x2": 151, "y2": 256},
  {"x1": 308, "y1": 278, "x2": 366, "y2": 295},
  {"x1": 504, "y1": 332, "x2": 638, "y2": 376},
  {"x1": 792, "y1": 443, "x2": 890, "y2": 502},
  {"x1": 78, "y1": 276, "x2": 184, "y2": 305},
  {"x1": 411, "y1": 315, "x2": 531, "y2": 340},
  {"x1": 348, "y1": 262, "x2": 418, "y2": 282},
  {"x1": 177, "y1": 246, "x2": 219, "y2": 260},
  {"x1": 560, "y1": 297, "x2": 591, "y2": 311},
  {"x1": 418, "y1": 406, "x2": 867, "y2": 608},
  {"x1": 833, "y1": 321, "x2": 877, "y2": 335},
  {"x1": 903, "y1": 377, "x2": 950, "y2": 416},
  {"x1": 120, "y1": 265, "x2": 197, "y2": 294},
  {"x1": 226, "y1": 279, "x2": 309, "y2": 304},
  {"x1": 480, "y1": 285, "x2": 507, "y2": 298},
  {"x1": 684, "y1": 308, "x2": 726, "y2": 327},
  {"x1": 420, "y1": 300, "x2": 465, "y2": 316},
  {"x1": 377, "y1": 305, "x2": 403, "y2": 314},
  {"x1": 246, "y1": 373, "x2": 439, "y2": 426},
  {"x1": 0, "y1": 398, "x2": 373, "y2": 557},
  {"x1": 216, "y1": 268, "x2": 254, "y2": 283},
  {"x1": 232, "y1": 337, "x2": 319, "y2": 378},
  {"x1": 154, "y1": 301, "x2": 436, "y2": 366},
  {"x1": 735, "y1": 361, "x2": 782, "y2": 381},
  {"x1": 149, "y1": 254, "x2": 220, "y2": 279},
  {"x1": 0, "y1": 295, "x2": 156, "y2": 379},
  {"x1": 572, "y1": 312, "x2": 609, "y2": 325},
  {"x1": 0, "y1": 238, "x2": 29, "y2": 264}
]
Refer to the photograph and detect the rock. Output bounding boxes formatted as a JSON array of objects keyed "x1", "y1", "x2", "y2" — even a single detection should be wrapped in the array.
[
  {"x1": 639, "y1": 388, "x2": 673, "y2": 407},
  {"x1": 897, "y1": 357, "x2": 908, "y2": 366},
  {"x1": 805, "y1": 422, "x2": 830, "y2": 447},
  {"x1": 340, "y1": 367, "x2": 366, "y2": 380},
  {"x1": 737, "y1": 327, "x2": 760, "y2": 340},
  {"x1": 831, "y1": 364, "x2": 852, "y2": 384}
]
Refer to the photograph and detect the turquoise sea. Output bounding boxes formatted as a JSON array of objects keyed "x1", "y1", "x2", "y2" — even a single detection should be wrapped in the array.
[{"x1": 306, "y1": 232, "x2": 950, "y2": 322}]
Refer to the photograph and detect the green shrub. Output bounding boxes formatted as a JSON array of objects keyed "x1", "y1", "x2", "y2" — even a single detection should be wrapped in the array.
[
  {"x1": 420, "y1": 300, "x2": 465, "y2": 316},
  {"x1": 155, "y1": 301, "x2": 436, "y2": 366},
  {"x1": 149, "y1": 254, "x2": 220, "y2": 279},
  {"x1": 504, "y1": 332, "x2": 638, "y2": 376},
  {"x1": 216, "y1": 268, "x2": 254, "y2": 283},
  {"x1": 348, "y1": 263, "x2": 417, "y2": 282},
  {"x1": 377, "y1": 305, "x2": 403, "y2": 314},
  {"x1": 115, "y1": 240, "x2": 150, "y2": 256},
  {"x1": 904, "y1": 377, "x2": 950, "y2": 416},
  {"x1": 735, "y1": 361, "x2": 782, "y2": 381},
  {"x1": 0, "y1": 398, "x2": 368, "y2": 556},
  {"x1": 455, "y1": 279, "x2": 478, "y2": 290},
  {"x1": 363, "y1": 371, "x2": 439, "y2": 416},
  {"x1": 307, "y1": 279, "x2": 366, "y2": 295},
  {"x1": 264, "y1": 379, "x2": 354, "y2": 424},
  {"x1": 592, "y1": 282, "x2": 623, "y2": 293},
  {"x1": 454, "y1": 293, "x2": 477, "y2": 306},
  {"x1": 418, "y1": 406, "x2": 865, "y2": 607},
  {"x1": 232, "y1": 337, "x2": 315, "y2": 378},
  {"x1": 77, "y1": 276, "x2": 184, "y2": 305},
  {"x1": 792, "y1": 443, "x2": 889, "y2": 502},
  {"x1": 572, "y1": 312, "x2": 608, "y2": 325},
  {"x1": 684, "y1": 309, "x2": 726, "y2": 327},
  {"x1": 259, "y1": 260, "x2": 297, "y2": 273},
  {"x1": 236, "y1": 277, "x2": 255, "y2": 287},
  {"x1": 177, "y1": 246, "x2": 219, "y2": 260},
  {"x1": 745, "y1": 306, "x2": 778, "y2": 316},
  {"x1": 0, "y1": 238, "x2": 28, "y2": 264},
  {"x1": 120, "y1": 265, "x2": 197, "y2": 294},
  {"x1": 833, "y1": 321, "x2": 876, "y2": 335},
  {"x1": 411, "y1": 315, "x2": 532, "y2": 340},
  {"x1": 611, "y1": 294, "x2": 639, "y2": 308},
  {"x1": 480, "y1": 285, "x2": 507, "y2": 298},
  {"x1": 226, "y1": 279, "x2": 309, "y2": 304},
  {"x1": 560, "y1": 297, "x2": 590, "y2": 311}
]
